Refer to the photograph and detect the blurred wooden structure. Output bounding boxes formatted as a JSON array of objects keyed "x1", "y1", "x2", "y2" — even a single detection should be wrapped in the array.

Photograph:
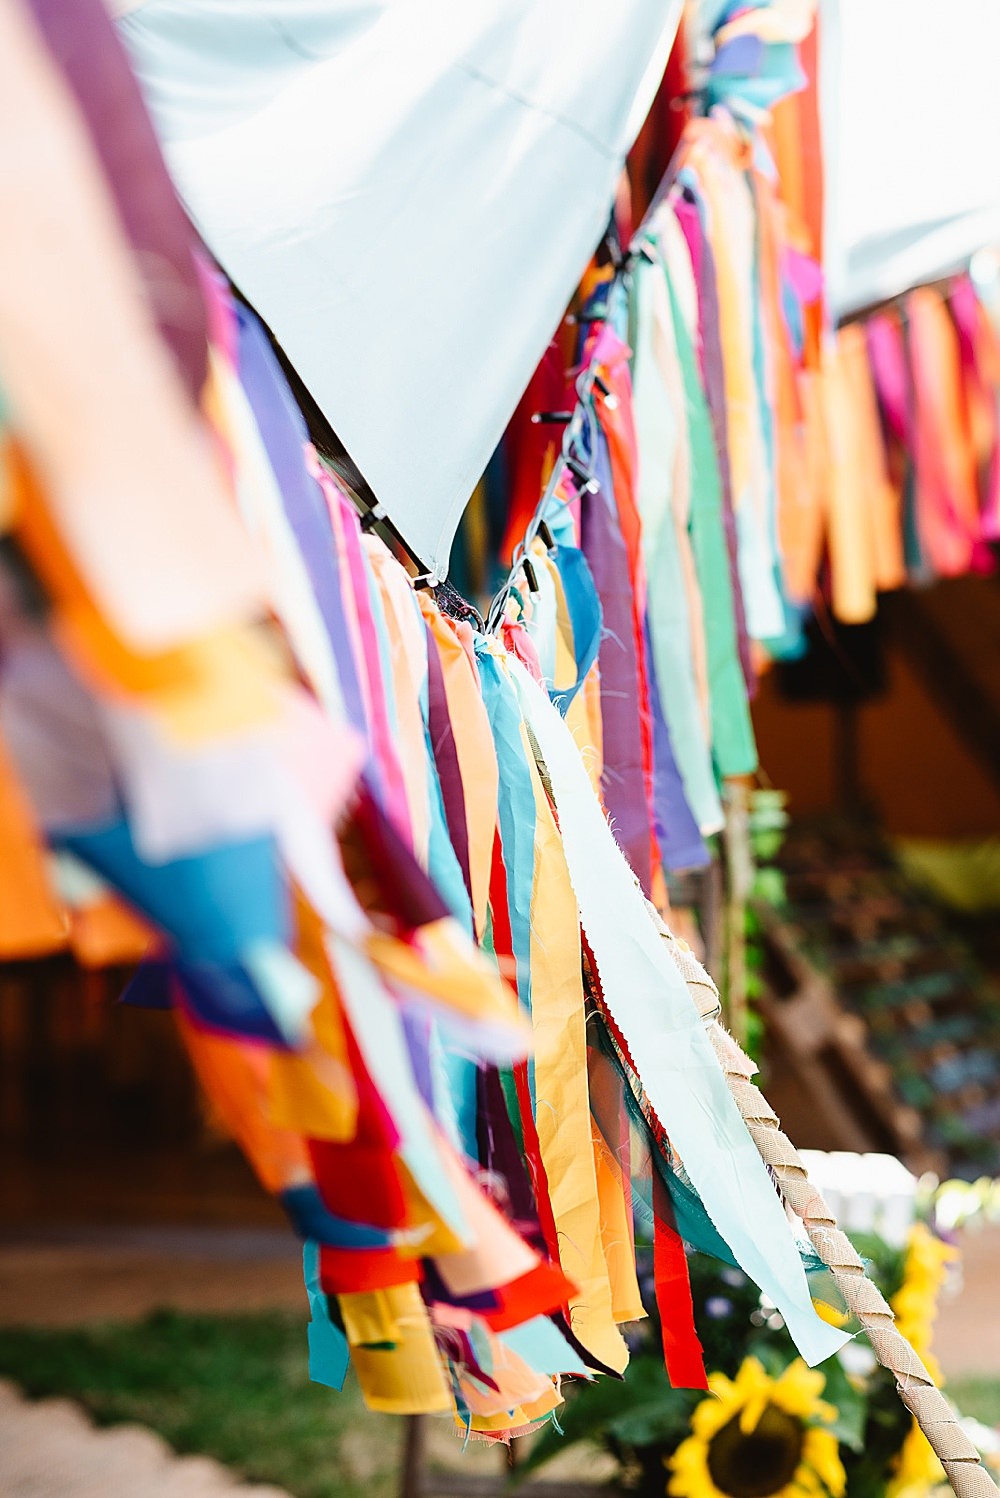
[
  {"x1": 757, "y1": 821, "x2": 1000, "y2": 1178},
  {"x1": 0, "y1": 956, "x2": 275, "y2": 1227}
]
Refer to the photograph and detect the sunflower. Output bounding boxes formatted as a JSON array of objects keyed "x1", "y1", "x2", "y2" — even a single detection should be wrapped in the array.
[
  {"x1": 886, "y1": 1224, "x2": 957, "y2": 1498},
  {"x1": 891, "y1": 1222, "x2": 957, "y2": 1382},
  {"x1": 667, "y1": 1357, "x2": 846, "y2": 1498},
  {"x1": 887, "y1": 1420, "x2": 948, "y2": 1498}
]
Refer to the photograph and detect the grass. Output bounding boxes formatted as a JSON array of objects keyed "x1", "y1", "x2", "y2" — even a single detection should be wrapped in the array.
[
  {"x1": 0, "y1": 1310, "x2": 402, "y2": 1498},
  {"x1": 950, "y1": 1377, "x2": 1000, "y2": 1429}
]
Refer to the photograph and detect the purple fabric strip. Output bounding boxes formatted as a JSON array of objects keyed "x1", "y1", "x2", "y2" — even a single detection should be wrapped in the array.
[
  {"x1": 643, "y1": 620, "x2": 709, "y2": 871},
  {"x1": 579, "y1": 425, "x2": 653, "y2": 893},
  {"x1": 421, "y1": 1260, "x2": 501, "y2": 1314},
  {"x1": 27, "y1": 0, "x2": 208, "y2": 400},
  {"x1": 234, "y1": 303, "x2": 369, "y2": 734},
  {"x1": 402, "y1": 1010, "x2": 436, "y2": 1112},
  {"x1": 476, "y1": 1067, "x2": 548, "y2": 1256},
  {"x1": 674, "y1": 192, "x2": 755, "y2": 695}
]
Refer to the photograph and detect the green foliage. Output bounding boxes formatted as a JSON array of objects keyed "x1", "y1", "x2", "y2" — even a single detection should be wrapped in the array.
[
  {"x1": 738, "y1": 789, "x2": 790, "y2": 1061},
  {"x1": 518, "y1": 1232, "x2": 933, "y2": 1498},
  {"x1": 847, "y1": 1232, "x2": 907, "y2": 1304},
  {"x1": 748, "y1": 790, "x2": 790, "y2": 870},
  {"x1": 840, "y1": 1373, "x2": 912, "y2": 1498},
  {"x1": 816, "y1": 1354, "x2": 867, "y2": 1454},
  {"x1": 516, "y1": 1356, "x2": 699, "y2": 1479},
  {"x1": 751, "y1": 866, "x2": 787, "y2": 910},
  {"x1": 949, "y1": 1378, "x2": 1000, "y2": 1429}
]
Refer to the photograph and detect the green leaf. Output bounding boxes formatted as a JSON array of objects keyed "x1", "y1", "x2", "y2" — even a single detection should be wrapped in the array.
[
  {"x1": 513, "y1": 1358, "x2": 700, "y2": 1482},
  {"x1": 819, "y1": 1354, "x2": 868, "y2": 1454},
  {"x1": 607, "y1": 1384, "x2": 698, "y2": 1447},
  {"x1": 512, "y1": 1360, "x2": 663, "y2": 1480}
]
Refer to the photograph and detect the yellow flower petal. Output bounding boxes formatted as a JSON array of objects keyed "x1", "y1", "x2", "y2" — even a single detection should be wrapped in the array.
[
  {"x1": 812, "y1": 1298, "x2": 849, "y2": 1329},
  {"x1": 771, "y1": 1360, "x2": 827, "y2": 1419},
  {"x1": 740, "y1": 1391, "x2": 770, "y2": 1435},
  {"x1": 667, "y1": 1434, "x2": 725, "y2": 1498},
  {"x1": 804, "y1": 1427, "x2": 848, "y2": 1497}
]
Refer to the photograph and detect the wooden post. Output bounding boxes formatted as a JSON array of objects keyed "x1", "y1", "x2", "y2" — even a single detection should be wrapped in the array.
[{"x1": 400, "y1": 1415, "x2": 426, "y2": 1498}]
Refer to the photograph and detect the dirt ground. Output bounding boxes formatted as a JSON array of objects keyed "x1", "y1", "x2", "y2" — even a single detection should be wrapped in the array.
[{"x1": 0, "y1": 1225, "x2": 305, "y2": 1327}]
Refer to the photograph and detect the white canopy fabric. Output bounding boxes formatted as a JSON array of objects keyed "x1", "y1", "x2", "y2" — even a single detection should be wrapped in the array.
[
  {"x1": 118, "y1": 0, "x2": 682, "y2": 578},
  {"x1": 822, "y1": 0, "x2": 1000, "y2": 319}
]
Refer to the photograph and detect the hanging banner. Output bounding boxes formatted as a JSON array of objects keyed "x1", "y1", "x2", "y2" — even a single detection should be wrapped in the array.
[
  {"x1": 822, "y1": 0, "x2": 1000, "y2": 318},
  {"x1": 118, "y1": 0, "x2": 682, "y2": 578}
]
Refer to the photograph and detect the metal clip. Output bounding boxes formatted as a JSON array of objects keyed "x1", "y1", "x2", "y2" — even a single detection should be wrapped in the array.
[
  {"x1": 530, "y1": 411, "x2": 574, "y2": 425},
  {"x1": 359, "y1": 501, "x2": 387, "y2": 533},
  {"x1": 594, "y1": 374, "x2": 619, "y2": 411},
  {"x1": 565, "y1": 454, "x2": 599, "y2": 494}
]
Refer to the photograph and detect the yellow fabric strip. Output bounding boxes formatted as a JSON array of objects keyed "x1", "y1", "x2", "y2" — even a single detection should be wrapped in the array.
[
  {"x1": 588, "y1": 1047, "x2": 645, "y2": 1325},
  {"x1": 365, "y1": 917, "x2": 527, "y2": 1040},
  {"x1": 540, "y1": 551, "x2": 578, "y2": 699},
  {"x1": 342, "y1": 1282, "x2": 452, "y2": 1415},
  {"x1": 340, "y1": 1289, "x2": 400, "y2": 1348},
  {"x1": 267, "y1": 1045, "x2": 356, "y2": 1140},
  {"x1": 522, "y1": 722, "x2": 628, "y2": 1374},
  {"x1": 269, "y1": 895, "x2": 357, "y2": 1139},
  {"x1": 823, "y1": 338, "x2": 878, "y2": 624},
  {"x1": 567, "y1": 660, "x2": 604, "y2": 802}
]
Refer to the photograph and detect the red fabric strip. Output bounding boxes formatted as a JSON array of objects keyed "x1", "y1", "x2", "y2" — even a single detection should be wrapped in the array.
[
  {"x1": 488, "y1": 826, "x2": 519, "y2": 995},
  {"x1": 653, "y1": 1170, "x2": 708, "y2": 1390},
  {"x1": 480, "y1": 1259, "x2": 577, "y2": 1332},
  {"x1": 512, "y1": 1060, "x2": 562, "y2": 1273},
  {"x1": 308, "y1": 1019, "x2": 408, "y2": 1230},
  {"x1": 319, "y1": 1243, "x2": 422, "y2": 1296}
]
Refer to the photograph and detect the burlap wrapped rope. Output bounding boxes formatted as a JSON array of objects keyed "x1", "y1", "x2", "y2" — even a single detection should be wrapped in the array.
[
  {"x1": 653, "y1": 914, "x2": 996, "y2": 1498},
  {"x1": 710, "y1": 1021, "x2": 997, "y2": 1498}
]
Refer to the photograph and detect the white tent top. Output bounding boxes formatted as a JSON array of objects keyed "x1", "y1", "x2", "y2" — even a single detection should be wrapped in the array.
[
  {"x1": 822, "y1": 0, "x2": 1000, "y2": 319},
  {"x1": 119, "y1": 0, "x2": 682, "y2": 577}
]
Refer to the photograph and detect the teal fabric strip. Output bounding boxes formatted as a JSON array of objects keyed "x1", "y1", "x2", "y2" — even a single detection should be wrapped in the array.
[
  {"x1": 747, "y1": 193, "x2": 806, "y2": 661},
  {"x1": 475, "y1": 645, "x2": 536, "y2": 1016},
  {"x1": 630, "y1": 256, "x2": 724, "y2": 831},
  {"x1": 502, "y1": 1317, "x2": 592, "y2": 1378},
  {"x1": 303, "y1": 1241, "x2": 350, "y2": 1390},
  {"x1": 662, "y1": 251, "x2": 758, "y2": 777}
]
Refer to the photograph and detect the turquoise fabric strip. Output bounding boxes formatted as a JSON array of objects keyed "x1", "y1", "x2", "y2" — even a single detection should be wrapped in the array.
[
  {"x1": 475, "y1": 646, "x2": 536, "y2": 1017},
  {"x1": 630, "y1": 254, "x2": 724, "y2": 831},
  {"x1": 303, "y1": 1241, "x2": 350, "y2": 1390},
  {"x1": 662, "y1": 250, "x2": 758, "y2": 777}
]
